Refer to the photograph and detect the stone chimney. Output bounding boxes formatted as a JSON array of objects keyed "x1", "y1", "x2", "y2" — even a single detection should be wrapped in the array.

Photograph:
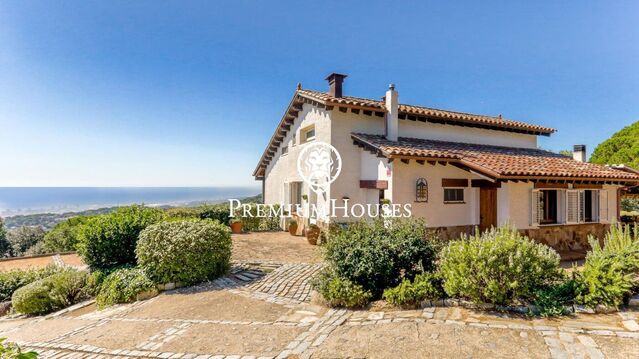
[
  {"x1": 325, "y1": 73, "x2": 347, "y2": 98},
  {"x1": 573, "y1": 145, "x2": 587, "y2": 162},
  {"x1": 385, "y1": 84, "x2": 399, "y2": 141}
]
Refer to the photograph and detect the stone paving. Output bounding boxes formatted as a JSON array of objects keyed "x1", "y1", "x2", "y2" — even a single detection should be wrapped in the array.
[{"x1": 0, "y1": 253, "x2": 638, "y2": 358}]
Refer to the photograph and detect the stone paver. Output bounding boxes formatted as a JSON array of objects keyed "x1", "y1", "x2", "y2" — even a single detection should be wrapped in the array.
[{"x1": 3, "y1": 254, "x2": 639, "y2": 359}]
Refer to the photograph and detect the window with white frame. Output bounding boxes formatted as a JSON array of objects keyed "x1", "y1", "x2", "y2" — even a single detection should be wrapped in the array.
[
  {"x1": 531, "y1": 188, "x2": 606, "y2": 226},
  {"x1": 301, "y1": 125, "x2": 315, "y2": 143}
]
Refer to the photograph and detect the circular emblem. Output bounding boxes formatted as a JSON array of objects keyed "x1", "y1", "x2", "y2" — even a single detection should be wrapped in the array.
[{"x1": 297, "y1": 142, "x2": 342, "y2": 194}]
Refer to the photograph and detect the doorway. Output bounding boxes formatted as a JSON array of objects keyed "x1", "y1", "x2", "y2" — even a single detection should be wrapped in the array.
[{"x1": 479, "y1": 187, "x2": 497, "y2": 232}]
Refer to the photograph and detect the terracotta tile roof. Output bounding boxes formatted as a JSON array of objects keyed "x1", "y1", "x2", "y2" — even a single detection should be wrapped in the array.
[
  {"x1": 298, "y1": 89, "x2": 556, "y2": 135},
  {"x1": 351, "y1": 133, "x2": 639, "y2": 182}
]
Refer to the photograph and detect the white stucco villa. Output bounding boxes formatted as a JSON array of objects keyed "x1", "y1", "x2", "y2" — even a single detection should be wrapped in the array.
[{"x1": 253, "y1": 73, "x2": 639, "y2": 251}]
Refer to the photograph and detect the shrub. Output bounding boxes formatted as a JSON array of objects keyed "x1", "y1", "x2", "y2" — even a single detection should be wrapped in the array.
[
  {"x1": 0, "y1": 266, "x2": 61, "y2": 302},
  {"x1": 198, "y1": 204, "x2": 231, "y2": 224},
  {"x1": 42, "y1": 216, "x2": 91, "y2": 253},
  {"x1": 532, "y1": 278, "x2": 578, "y2": 317},
  {"x1": 323, "y1": 219, "x2": 438, "y2": 296},
  {"x1": 238, "y1": 204, "x2": 281, "y2": 232},
  {"x1": 0, "y1": 337, "x2": 38, "y2": 359},
  {"x1": 136, "y1": 220, "x2": 232, "y2": 285},
  {"x1": 164, "y1": 207, "x2": 200, "y2": 219},
  {"x1": 76, "y1": 205, "x2": 165, "y2": 270},
  {"x1": 383, "y1": 272, "x2": 444, "y2": 307},
  {"x1": 312, "y1": 268, "x2": 371, "y2": 308},
  {"x1": 96, "y1": 268, "x2": 156, "y2": 308},
  {"x1": 576, "y1": 224, "x2": 639, "y2": 308},
  {"x1": 0, "y1": 217, "x2": 10, "y2": 258},
  {"x1": 11, "y1": 269, "x2": 91, "y2": 315},
  {"x1": 439, "y1": 225, "x2": 563, "y2": 305}
]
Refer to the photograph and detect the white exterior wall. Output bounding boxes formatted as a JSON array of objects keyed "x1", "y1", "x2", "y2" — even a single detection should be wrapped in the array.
[
  {"x1": 391, "y1": 161, "x2": 482, "y2": 227},
  {"x1": 399, "y1": 120, "x2": 538, "y2": 148},
  {"x1": 497, "y1": 181, "x2": 535, "y2": 229},
  {"x1": 263, "y1": 104, "x2": 332, "y2": 205}
]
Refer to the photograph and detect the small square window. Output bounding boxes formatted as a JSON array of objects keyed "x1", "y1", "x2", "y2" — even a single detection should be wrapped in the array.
[
  {"x1": 444, "y1": 188, "x2": 464, "y2": 203},
  {"x1": 301, "y1": 125, "x2": 316, "y2": 143}
]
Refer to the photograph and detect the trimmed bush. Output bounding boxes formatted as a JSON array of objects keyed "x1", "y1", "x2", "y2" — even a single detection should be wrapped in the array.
[
  {"x1": 136, "y1": 220, "x2": 232, "y2": 285},
  {"x1": 439, "y1": 225, "x2": 563, "y2": 305},
  {"x1": 198, "y1": 205, "x2": 231, "y2": 224},
  {"x1": 77, "y1": 205, "x2": 165, "y2": 270},
  {"x1": 383, "y1": 272, "x2": 444, "y2": 307},
  {"x1": 238, "y1": 204, "x2": 282, "y2": 232},
  {"x1": 96, "y1": 268, "x2": 156, "y2": 308},
  {"x1": 11, "y1": 269, "x2": 91, "y2": 315},
  {"x1": 312, "y1": 268, "x2": 371, "y2": 308},
  {"x1": 323, "y1": 219, "x2": 438, "y2": 296},
  {"x1": 576, "y1": 224, "x2": 639, "y2": 308},
  {"x1": 0, "y1": 266, "x2": 61, "y2": 302}
]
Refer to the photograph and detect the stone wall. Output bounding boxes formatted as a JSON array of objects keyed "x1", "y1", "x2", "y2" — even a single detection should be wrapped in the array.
[
  {"x1": 433, "y1": 223, "x2": 610, "y2": 253},
  {"x1": 521, "y1": 223, "x2": 610, "y2": 251}
]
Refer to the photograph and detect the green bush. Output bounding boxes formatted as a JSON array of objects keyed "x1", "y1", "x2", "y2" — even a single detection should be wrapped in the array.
[
  {"x1": 136, "y1": 220, "x2": 232, "y2": 285},
  {"x1": 77, "y1": 205, "x2": 165, "y2": 270},
  {"x1": 323, "y1": 219, "x2": 438, "y2": 296},
  {"x1": 312, "y1": 268, "x2": 371, "y2": 308},
  {"x1": 198, "y1": 204, "x2": 231, "y2": 224},
  {"x1": 7, "y1": 226, "x2": 46, "y2": 257},
  {"x1": 532, "y1": 278, "x2": 578, "y2": 317},
  {"x1": 576, "y1": 224, "x2": 639, "y2": 308},
  {"x1": 11, "y1": 269, "x2": 91, "y2": 315},
  {"x1": 439, "y1": 225, "x2": 563, "y2": 305},
  {"x1": 0, "y1": 337, "x2": 38, "y2": 359},
  {"x1": 0, "y1": 266, "x2": 61, "y2": 302},
  {"x1": 383, "y1": 272, "x2": 444, "y2": 307},
  {"x1": 96, "y1": 268, "x2": 156, "y2": 308},
  {"x1": 238, "y1": 204, "x2": 281, "y2": 232},
  {"x1": 42, "y1": 216, "x2": 91, "y2": 253}
]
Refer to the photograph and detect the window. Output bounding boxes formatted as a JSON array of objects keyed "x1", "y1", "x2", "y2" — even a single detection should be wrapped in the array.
[
  {"x1": 539, "y1": 190, "x2": 558, "y2": 224},
  {"x1": 416, "y1": 178, "x2": 428, "y2": 202},
  {"x1": 281, "y1": 145, "x2": 288, "y2": 155},
  {"x1": 301, "y1": 125, "x2": 316, "y2": 143},
  {"x1": 444, "y1": 188, "x2": 464, "y2": 203},
  {"x1": 532, "y1": 188, "x2": 603, "y2": 226}
]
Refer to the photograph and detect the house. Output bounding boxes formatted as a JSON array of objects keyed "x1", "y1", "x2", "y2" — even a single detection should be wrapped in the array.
[{"x1": 253, "y1": 73, "x2": 639, "y2": 251}]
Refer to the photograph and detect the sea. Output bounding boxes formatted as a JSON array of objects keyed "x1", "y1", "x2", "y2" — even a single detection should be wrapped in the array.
[{"x1": 0, "y1": 187, "x2": 260, "y2": 216}]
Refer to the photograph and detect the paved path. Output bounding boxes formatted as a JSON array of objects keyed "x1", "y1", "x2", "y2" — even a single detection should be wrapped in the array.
[{"x1": 1, "y1": 261, "x2": 637, "y2": 358}]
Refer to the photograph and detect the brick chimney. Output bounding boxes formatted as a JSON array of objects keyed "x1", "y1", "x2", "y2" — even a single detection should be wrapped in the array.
[
  {"x1": 385, "y1": 84, "x2": 399, "y2": 141},
  {"x1": 325, "y1": 73, "x2": 347, "y2": 98},
  {"x1": 573, "y1": 145, "x2": 586, "y2": 162}
]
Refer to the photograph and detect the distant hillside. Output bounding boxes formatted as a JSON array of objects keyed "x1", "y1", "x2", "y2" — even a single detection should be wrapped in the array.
[{"x1": 1, "y1": 194, "x2": 262, "y2": 230}]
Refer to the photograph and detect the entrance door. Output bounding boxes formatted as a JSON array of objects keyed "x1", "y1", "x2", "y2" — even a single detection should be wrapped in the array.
[{"x1": 479, "y1": 187, "x2": 497, "y2": 232}]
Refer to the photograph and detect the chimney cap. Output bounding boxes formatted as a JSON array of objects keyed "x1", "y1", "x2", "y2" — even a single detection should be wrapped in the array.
[
  {"x1": 325, "y1": 73, "x2": 348, "y2": 81},
  {"x1": 388, "y1": 83, "x2": 395, "y2": 90},
  {"x1": 574, "y1": 144, "x2": 586, "y2": 151}
]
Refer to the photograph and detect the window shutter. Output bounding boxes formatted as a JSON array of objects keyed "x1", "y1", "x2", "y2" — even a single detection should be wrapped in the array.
[
  {"x1": 578, "y1": 190, "x2": 585, "y2": 223},
  {"x1": 530, "y1": 190, "x2": 542, "y2": 226},
  {"x1": 566, "y1": 190, "x2": 580, "y2": 224},
  {"x1": 599, "y1": 190, "x2": 608, "y2": 222}
]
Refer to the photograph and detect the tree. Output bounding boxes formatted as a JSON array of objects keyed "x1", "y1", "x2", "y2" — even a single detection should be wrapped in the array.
[
  {"x1": 558, "y1": 150, "x2": 573, "y2": 157},
  {"x1": 7, "y1": 226, "x2": 46, "y2": 257},
  {"x1": 590, "y1": 121, "x2": 639, "y2": 168},
  {"x1": 0, "y1": 218, "x2": 10, "y2": 257}
]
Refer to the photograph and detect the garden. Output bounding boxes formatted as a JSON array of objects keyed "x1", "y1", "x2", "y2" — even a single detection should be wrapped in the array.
[{"x1": 312, "y1": 219, "x2": 639, "y2": 317}]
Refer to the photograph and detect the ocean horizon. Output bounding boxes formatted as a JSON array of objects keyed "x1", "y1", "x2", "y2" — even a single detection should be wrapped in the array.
[{"x1": 0, "y1": 187, "x2": 260, "y2": 216}]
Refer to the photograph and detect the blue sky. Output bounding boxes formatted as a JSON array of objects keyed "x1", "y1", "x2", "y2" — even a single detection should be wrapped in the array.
[{"x1": 1, "y1": 1, "x2": 637, "y2": 187}]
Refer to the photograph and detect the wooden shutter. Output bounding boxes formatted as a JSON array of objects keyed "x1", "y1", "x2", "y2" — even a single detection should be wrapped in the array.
[
  {"x1": 530, "y1": 190, "x2": 542, "y2": 226},
  {"x1": 599, "y1": 190, "x2": 608, "y2": 222},
  {"x1": 566, "y1": 190, "x2": 580, "y2": 224},
  {"x1": 578, "y1": 190, "x2": 585, "y2": 223}
]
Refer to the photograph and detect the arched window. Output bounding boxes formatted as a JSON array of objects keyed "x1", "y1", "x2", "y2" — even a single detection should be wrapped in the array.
[{"x1": 416, "y1": 178, "x2": 428, "y2": 202}]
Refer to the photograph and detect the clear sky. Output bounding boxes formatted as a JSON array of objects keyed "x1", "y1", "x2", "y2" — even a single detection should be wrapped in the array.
[{"x1": 1, "y1": 1, "x2": 637, "y2": 187}]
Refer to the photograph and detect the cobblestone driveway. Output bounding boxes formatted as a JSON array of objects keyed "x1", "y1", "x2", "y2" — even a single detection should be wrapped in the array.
[{"x1": 0, "y1": 232, "x2": 637, "y2": 358}]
